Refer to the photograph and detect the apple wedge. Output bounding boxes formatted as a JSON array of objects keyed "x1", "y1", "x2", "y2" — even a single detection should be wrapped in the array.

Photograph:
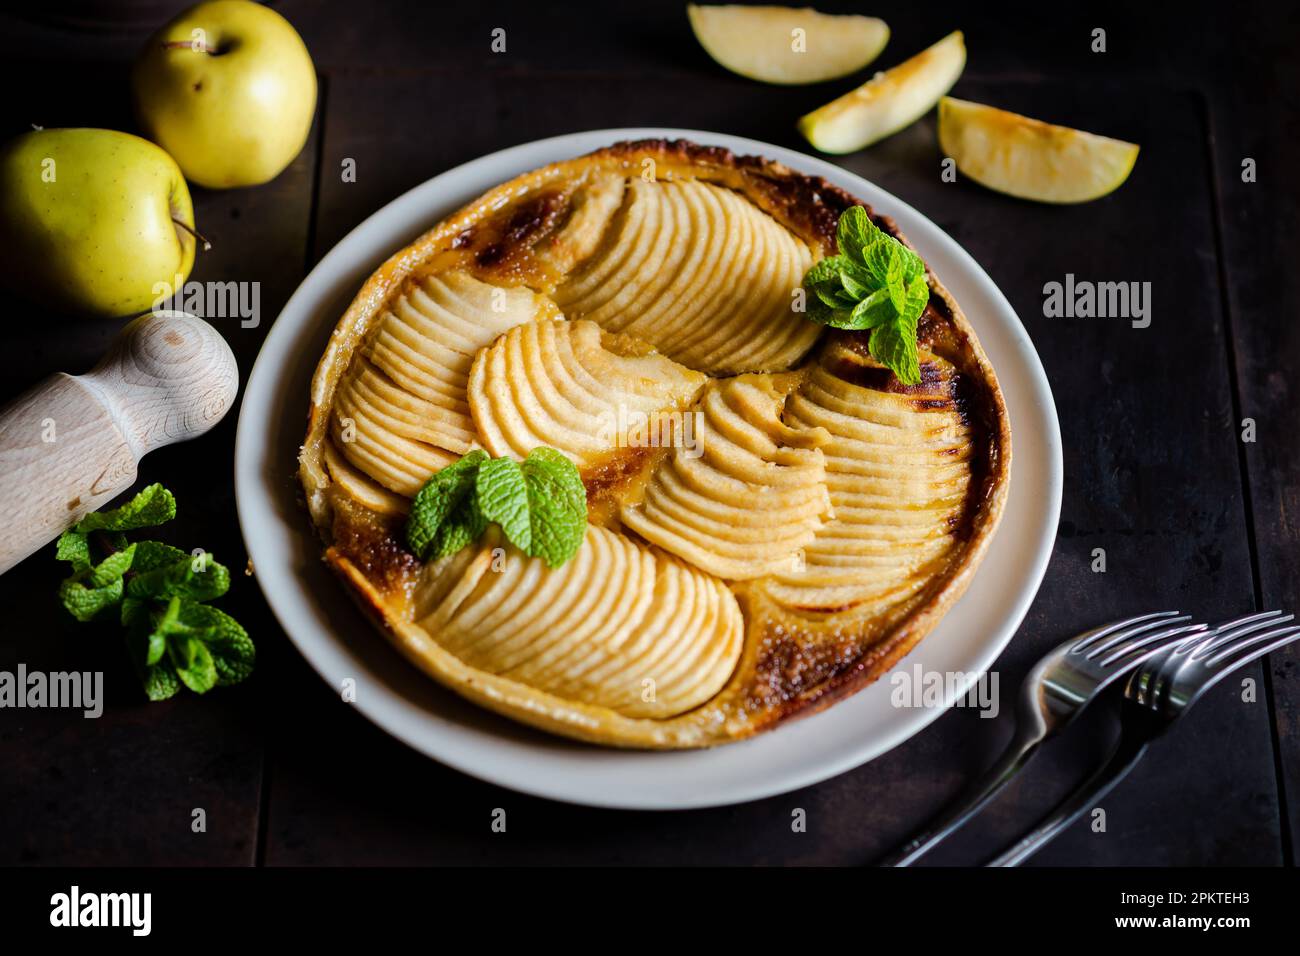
[
  {"x1": 938, "y1": 97, "x2": 1140, "y2": 203},
  {"x1": 798, "y1": 30, "x2": 965, "y2": 153},
  {"x1": 687, "y1": 4, "x2": 889, "y2": 85}
]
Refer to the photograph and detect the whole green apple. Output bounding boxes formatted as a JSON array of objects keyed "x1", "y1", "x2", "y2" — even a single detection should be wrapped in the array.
[
  {"x1": 132, "y1": 0, "x2": 317, "y2": 189},
  {"x1": 0, "y1": 128, "x2": 198, "y2": 318}
]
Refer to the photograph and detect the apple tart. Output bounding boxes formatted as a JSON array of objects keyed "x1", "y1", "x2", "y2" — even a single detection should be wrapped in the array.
[{"x1": 300, "y1": 139, "x2": 1010, "y2": 749}]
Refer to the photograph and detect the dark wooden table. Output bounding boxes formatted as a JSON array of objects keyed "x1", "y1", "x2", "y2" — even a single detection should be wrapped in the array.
[{"x1": 1, "y1": 0, "x2": 1296, "y2": 866}]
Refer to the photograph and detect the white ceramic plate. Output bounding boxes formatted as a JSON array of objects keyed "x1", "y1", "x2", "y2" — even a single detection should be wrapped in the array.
[{"x1": 235, "y1": 128, "x2": 1061, "y2": 810}]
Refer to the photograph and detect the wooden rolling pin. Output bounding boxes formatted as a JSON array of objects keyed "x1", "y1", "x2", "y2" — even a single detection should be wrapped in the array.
[{"x1": 0, "y1": 311, "x2": 238, "y2": 575}]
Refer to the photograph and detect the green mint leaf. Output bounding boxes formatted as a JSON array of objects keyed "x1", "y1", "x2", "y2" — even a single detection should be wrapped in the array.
[
  {"x1": 177, "y1": 603, "x2": 255, "y2": 686},
  {"x1": 126, "y1": 544, "x2": 230, "y2": 604},
  {"x1": 431, "y1": 494, "x2": 487, "y2": 559},
  {"x1": 169, "y1": 632, "x2": 218, "y2": 694},
  {"x1": 405, "y1": 450, "x2": 488, "y2": 560},
  {"x1": 59, "y1": 576, "x2": 125, "y2": 622},
  {"x1": 476, "y1": 455, "x2": 532, "y2": 552},
  {"x1": 883, "y1": 246, "x2": 906, "y2": 313},
  {"x1": 55, "y1": 484, "x2": 253, "y2": 701},
  {"x1": 897, "y1": 243, "x2": 926, "y2": 284},
  {"x1": 520, "y1": 448, "x2": 587, "y2": 567},
  {"x1": 850, "y1": 288, "x2": 895, "y2": 329},
  {"x1": 55, "y1": 531, "x2": 91, "y2": 571},
  {"x1": 903, "y1": 273, "x2": 931, "y2": 324},
  {"x1": 57, "y1": 543, "x2": 137, "y2": 621},
  {"x1": 803, "y1": 254, "x2": 851, "y2": 289},
  {"x1": 835, "y1": 206, "x2": 875, "y2": 265},
  {"x1": 838, "y1": 265, "x2": 873, "y2": 301},
  {"x1": 406, "y1": 448, "x2": 590, "y2": 568},
  {"x1": 870, "y1": 313, "x2": 922, "y2": 386},
  {"x1": 861, "y1": 238, "x2": 893, "y2": 285},
  {"x1": 72, "y1": 484, "x2": 176, "y2": 534},
  {"x1": 85, "y1": 543, "x2": 137, "y2": 588},
  {"x1": 141, "y1": 662, "x2": 181, "y2": 701},
  {"x1": 123, "y1": 599, "x2": 181, "y2": 699},
  {"x1": 801, "y1": 207, "x2": 931, "y2": 385}
]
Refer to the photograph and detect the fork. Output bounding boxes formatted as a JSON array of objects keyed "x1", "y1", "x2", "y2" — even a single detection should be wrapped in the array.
[
  {"x1": 881, "y1": 611, "x2": 1209, "y2": 866},
  {"x1": 987, "y1": 609, "x2": 1300, "y2": 867}
]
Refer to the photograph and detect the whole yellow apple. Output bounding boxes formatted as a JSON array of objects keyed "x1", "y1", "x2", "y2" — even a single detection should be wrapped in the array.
[
  {"x1": 132, "y1": 0, "x2": 317, "y2": 189},
  {"x1": 0, "y1": 128, "x2": 197, "y2": 318}
]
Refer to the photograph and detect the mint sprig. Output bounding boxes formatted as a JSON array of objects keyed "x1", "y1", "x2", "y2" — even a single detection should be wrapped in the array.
[
  {"x1": 801, "y1": 205, "x2": 930, "y2": 385},
  {"x1": 54, "y1": 483, "x2": 253, "y2": 701},
  {"x1": 406, "y1": 448, "x2": 588, "y2": 568}
]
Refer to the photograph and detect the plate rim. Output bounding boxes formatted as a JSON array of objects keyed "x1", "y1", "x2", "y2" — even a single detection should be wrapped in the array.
[{"x1": 235, "y1": 126, "x2": 1062, "y2": 810}]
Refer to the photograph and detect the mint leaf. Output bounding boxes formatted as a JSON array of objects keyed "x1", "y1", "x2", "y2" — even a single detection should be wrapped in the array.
[
  {"x1": 140, "y1": 662, "x2": 181, "y2": 701},
  {"x1": 800, "y1": 206, "x2": 929, "y2": 385},
  {"x1": 804, "y1": 254, "x2": 851, "y2": 288},
  {"x1": 59, "y1": 576, "x2": 125, "y2": 622},
  {"x1": 123, "y1": 599, "x2": 179, "y2": 699},
  {"x1": 126, "y1": 544, "x2": 230, "y2": 603},
  {"x1": 431, "y1": 494, "x2": 487, "y2": 559},
  {"x1": 519, "y1": 448, "x2": 587, "y2": 568},
  {"x1": 178, "y1": 603, "x2": 255, "y2": 686},
  {"x1": 54, "y1": 482, "x2": 254, "y2": 701},
  {"x1": 870, "y1": 314, "x2": 921, "y2": 386},
  {"x1": 169, "y1": 632, "x2": 218, "y2": 694},
  {"x1": 55, "y1": 531, "x2": 91, "y2": 571},
  {"x1": 57, "y1": 544, "x2": 137, "y2": 621},
  {"x1": 86, "y1": 544, "x2": 136, "y2": 588},
  {"x1": 849, "y1": 288, "x2": 894, "y2": 329},
  {"x1": 406, "y1": 448, "x2": 589, "y2": 567},
  {"x1": 72, "y1": 484, "x2": 175, "y2": 533},
  {"x1": 903, "y1": 273, "x2": 931, "y2": 326},
  {"x1": 476, "y1": 455, "x2": 532, "y2": 552},
  {"x1": 836, "y1": 205, "x2": 875, "y2": 265},
  {"x1": 405, "y1": 450, "x2": 487, "y2": 560}
]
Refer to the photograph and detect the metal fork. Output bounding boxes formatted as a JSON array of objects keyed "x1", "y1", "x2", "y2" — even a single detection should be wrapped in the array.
[
  {"x1": 881, "y1": 611, "x2": 1209, "y2": 866},
  {"x1": 987, "y1": 609, "x2": 1300, "y2": 867}
]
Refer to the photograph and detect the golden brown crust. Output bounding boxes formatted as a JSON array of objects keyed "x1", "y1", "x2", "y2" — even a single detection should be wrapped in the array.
[{"x1": 299, "y1": 138, "x2": 1012, "y2": 749}]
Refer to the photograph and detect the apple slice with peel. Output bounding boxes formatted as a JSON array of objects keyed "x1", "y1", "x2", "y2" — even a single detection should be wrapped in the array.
[
  {"x1": 798, "y1": 30, "x2": 965, "y2": 153},
  {"x1": 938, "y1": 97, "x2": 1140, "y2": 203},
  {"x1": 687, "y1": 4, "x2": 889, "y2": 85}
]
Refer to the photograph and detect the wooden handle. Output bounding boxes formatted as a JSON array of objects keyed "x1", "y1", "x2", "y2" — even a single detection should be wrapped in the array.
[{"x1": 0, "y1": 311, "x2": 238, "y2": 575}]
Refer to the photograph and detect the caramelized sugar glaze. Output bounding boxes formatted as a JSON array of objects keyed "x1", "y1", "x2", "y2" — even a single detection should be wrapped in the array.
[{"x1": 301, "y1": 140, "x2": 1010, "y2": 747}]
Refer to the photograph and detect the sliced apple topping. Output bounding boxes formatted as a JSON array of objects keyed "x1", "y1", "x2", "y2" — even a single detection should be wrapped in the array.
[
  {"x1": 330, "y1": 271, "x2": 558, "y2": 497},
  {"x1": 414, "y1": 525, "x2": 743, "y2": 719},
  {"x1": 798, "y1": 29, "x2": 966, "y2": 154},
  {"x1": 687, "y1": 4, "x2": 889, "y2": 85},
  {"x1": 621, "y1": 374, "x2": 832, "y2": 580},
  {"x1": 554, "y1": 177, "x2": 818, "y2": 375},
  {"x1": 467, "y1": 319, "x2": 707, "y2": 472},
  {"x1": 938, "y1": 96, "x2": 1140, "y2": 204}
]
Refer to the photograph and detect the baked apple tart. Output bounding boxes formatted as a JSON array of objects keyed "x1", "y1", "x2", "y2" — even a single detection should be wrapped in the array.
[{"x1": 300, "y1": 139, "x2": 1010, "y2": 748}]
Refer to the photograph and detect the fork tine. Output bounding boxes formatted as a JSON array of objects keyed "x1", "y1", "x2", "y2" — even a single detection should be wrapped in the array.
[
  {"x1": 1199, "y1": 610, "x2": 1294, "y2": 655},
  {"x1": 1097, "y1": 622, "x2": 1209, "y2": 668},
  {"x1": 1174, "y1": 626, "x2": 1300, "y2": 707},
  {"x1": 1084, "y1": 614, "x2": 1191, "y2": 659},
  {"x1": 1071, "y1": 611, "x2": 1181, "y2": 654},
  {"x1": 1203, "y1": 624, "x2": 1300, "y2": 669}
]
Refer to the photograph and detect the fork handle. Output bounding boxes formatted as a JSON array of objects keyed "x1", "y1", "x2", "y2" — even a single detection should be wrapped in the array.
[
  {"x1": 986, "y1": 734, "x2": 1150, "y2": 867},
  {"x1": 879, "y1": 727, "x2": 1043, "y2": 866}
]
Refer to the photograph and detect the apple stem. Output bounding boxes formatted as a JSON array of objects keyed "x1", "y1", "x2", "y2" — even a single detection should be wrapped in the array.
[
  {"x1": 173, "y1": 218, "x2": 212, "y2": 252},
  {"x1": 161, "y1": 40, "x2": 218, "y2": 54}
]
